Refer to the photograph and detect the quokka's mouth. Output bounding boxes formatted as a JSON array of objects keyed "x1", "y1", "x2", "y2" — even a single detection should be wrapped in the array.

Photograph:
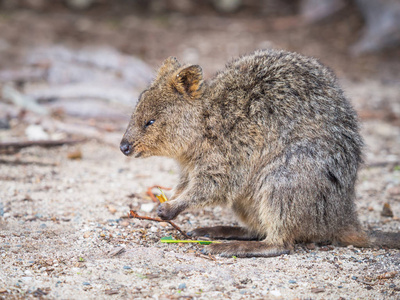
[{"x1": 134, "y1": 151, "x2": 143, "y2": 158}]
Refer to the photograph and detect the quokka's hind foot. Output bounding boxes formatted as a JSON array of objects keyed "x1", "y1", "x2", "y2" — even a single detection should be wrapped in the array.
[
  {"x1": 202, "y1": 241, "x2": 291, "y2": 258},
  {"x1": 187, "y1": 226, "x2": 260, "y2": 240}
]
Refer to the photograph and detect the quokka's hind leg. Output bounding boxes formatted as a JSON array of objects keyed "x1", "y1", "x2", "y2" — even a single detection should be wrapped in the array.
[
  {"x1": 187, "y1": 226, "x2": 260, "y2": 240},
  {"x1": 202, "y1": 240, "x2": 292, "y2": 258}
]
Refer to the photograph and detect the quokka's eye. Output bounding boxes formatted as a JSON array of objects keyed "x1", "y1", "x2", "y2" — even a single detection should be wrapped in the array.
[{"x1": 144, "y1": 120, "x2": 155, "y2": 128}]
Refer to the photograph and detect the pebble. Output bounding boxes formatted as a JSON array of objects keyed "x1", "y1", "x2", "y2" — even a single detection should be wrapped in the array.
[
  {"x1": 120, "y1": 220, "x2": 130, "y2": 227},
  {"x1": 159, "y1": 222, "x2": 168, "y2": 227},
  {"x1": 381, "y1": 203, "x2": 394, "y2": 217},
  {"x1": 82, "y1": 282, "x2": 91, "y2": 286},
  {"x1": 123, "y1": 266, "x2": 131, "y2": 270},
  {"x1": 288, "y1": 280, "x2": 297, "y2": 284},
  {"x1": 20, "y1": 277, "x2": 33, "y2": 282},
  {"x1": 140, "y1": 203, "x2": 155, "y2": 213},
  {"x1": 270, "y1": 290, "x2": 281, "y2": 297},
  {"x1": 311, "y1": 287, "x2": 325, "y2": 293},
  {"x1": 387, "y1": 185, "x2": 400, "y2": 196},
  {"x1": 178, "y1": 283, "x2": 186, "y2": 290},
  {"x1": 83, "y1": 232, "x2": 91, "y2": 238},
  {"x1": 351, "y1": 276, "x2": 358, "y2": 280},
  {"x1": 107, "y1": 205, "x2": 117, "y2": 214}
]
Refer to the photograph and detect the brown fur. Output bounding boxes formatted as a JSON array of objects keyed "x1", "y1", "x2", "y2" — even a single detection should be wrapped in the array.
[{"x1": 120, "y1": 49, "x2": 399, "y2": 257}]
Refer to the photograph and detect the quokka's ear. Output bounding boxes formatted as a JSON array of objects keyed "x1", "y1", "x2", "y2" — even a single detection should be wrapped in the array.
[
  {"x1": 156, "y1": 57, "x2": 181, "y2": 80},
  {"x1": 171, "y1": 65, "x2": 204, "y2": 99}
]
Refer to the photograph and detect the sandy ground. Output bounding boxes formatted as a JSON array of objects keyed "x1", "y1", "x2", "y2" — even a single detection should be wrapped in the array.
[{"x1": 1, "y1": 5, "x2": 400, "y2": 300}]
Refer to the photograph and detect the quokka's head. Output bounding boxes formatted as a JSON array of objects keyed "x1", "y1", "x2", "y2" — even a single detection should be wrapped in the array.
[{"x1": 120, "y1": 57, "x2": 205, "y2": 159}]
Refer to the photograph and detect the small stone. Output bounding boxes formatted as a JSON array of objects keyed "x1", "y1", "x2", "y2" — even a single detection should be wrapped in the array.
[
  {"x1": 25, "y1": 124, "x2": 49, "y2": 140},
  {"x1": 120, "y1": 220, "x2": 130, "y2": 227},
  {"x1": 178, "y1": 283, "x2": 186, "y2": 290},
  {"x1": 83, "y1": 232, "x2": 91, "y2": 238},
  {"x1": 105, "y1": 289, "x2": 119, "y2": 295},
  {"x1": 311, "y1": 287, "x2": 325, "y2": 293},
  {"x1": 107, "y1": 205, "x2": 117, "y2": 214},
  {"x1": 320, "y1": 245, "x2": 334, "y2": 251},
  {"x1": 108, "y1": 247, "x2": 125, "y2": 257},
  {"x1": 83, "y1": 282, "x2": 91, "y2": 286},
  {"x1": 159, "y1": 222, "x2": 169, "y2": 227},
  {"x1": 365, "y1": 285, "x2": 373, "y2": 290},
  {"x1": 0, "y1": 288, "x2": 7, "y2": 293},
  {"x1": 381, "y1": 203, "x2": 394, "y2": 217},
  {"x1": 351, "y1": 276, "x2": 358, "y2": 280},
  {"x1": 140, "y1": 203, "x2": 154, "y2": 213},
  {"x1": 387, "y1": 185, "x2": 400, "y2": 196},
  {"x1": 270, "y1": 290, "x2": 281, "y2": 297},
  {"x1": 20, "y1": 277, "x2": 33, "y2": 282},
  {"x1": 67, "y1": 150, "x2": 82, "y2": 160},
  {"x1": 368, "y1": 206, "x2": 374, "y2": 211},
  {"x1": 39, "y1": 224, "x2": 47, "y2": 229},
  {"x1": 376, "y1": 271, "x2": 397, "y2": 279},
  {"x1": 123, "y1": 266, "x2": 131, "y2": 270},
  {"x1": 288, "y1": 280, "x2": 297, "y2": 284}
]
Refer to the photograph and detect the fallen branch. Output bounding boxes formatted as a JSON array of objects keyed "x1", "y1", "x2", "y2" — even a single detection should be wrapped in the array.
[
  {"x1": 129, "y1": 210, "x2": 189, "y2": 239},
  {"x1": 0, "y1": 139, "x2": 85, "y2": 154}
]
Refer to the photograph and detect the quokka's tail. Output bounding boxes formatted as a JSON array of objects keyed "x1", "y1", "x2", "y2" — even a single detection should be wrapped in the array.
[
  {"x1": 336, "y1": 228, "x2": 400, "y2": 249},
  {"x1": 368, "y1": 231, "x2": 400, "y2": 249}
]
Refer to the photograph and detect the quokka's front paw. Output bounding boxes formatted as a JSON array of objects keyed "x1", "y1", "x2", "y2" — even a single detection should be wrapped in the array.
[{"x1": 157, "y1": 202, "x2": 180, "y2": 220}]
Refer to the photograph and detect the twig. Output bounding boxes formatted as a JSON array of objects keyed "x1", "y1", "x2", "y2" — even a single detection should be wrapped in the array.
[
  {"x1": 129, "y1": 210, "x2": 189, "y2": 239},
  {"x1": 0, "y1": 139, "x2": 85, "y2": 154},
  {"x1": 146, "y1": 185, "x2": 172, "y2": 203}
]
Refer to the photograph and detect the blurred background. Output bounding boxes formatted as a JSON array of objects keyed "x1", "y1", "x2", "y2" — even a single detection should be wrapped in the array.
[{"x1": 0, "y1": 0, "x2": 399, "y2": 150}]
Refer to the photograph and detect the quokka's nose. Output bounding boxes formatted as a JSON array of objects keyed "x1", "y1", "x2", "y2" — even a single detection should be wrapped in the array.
[{"x1": 120, "y1": 140, "x2": 133, "y2": 156}]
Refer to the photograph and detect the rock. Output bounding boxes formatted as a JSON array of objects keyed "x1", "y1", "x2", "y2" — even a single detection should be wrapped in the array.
[
  {"x1": 108, "y1": 247, "x2": 126, "y2": 257},
  {"x1": 25, "y1": 125, "x2": 49, "y2": 141},
  {"x1": 107, "y1": 205, "x2": 117, "y2": 214},
  {"x1": 270, "y1": 290, "x2": 281, "y2": 297},
  {"x1": 178, "y1": 283, "x2": 186, "y2": 290},
  {"x1": 140, "y1": 203, "x2": 155, "y2": 213},
  {"x1": 105, "y1": 289, "x2": 119, "y2": 295},
  {"x1": 67, "y1": 150, "x2": 82, "y2": 160},
  {"x1": 311, "y1": 287, "x2": 325, "y2": 293},
  {"x1": 159, "y1": 222, "x2": 168, "y2": 227},
  {"x1": 381, "y1": 203, "x2": 394, "y2": 217},
  {"x1": 387, "y1": 185, "x2": 400, "y2": 196}
]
